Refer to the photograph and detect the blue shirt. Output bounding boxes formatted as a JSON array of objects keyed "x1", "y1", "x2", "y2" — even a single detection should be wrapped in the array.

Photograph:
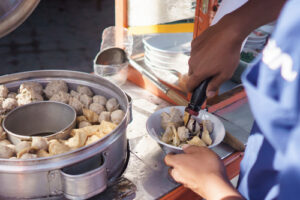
[{"x1": 238, "y1": 1, "x2": 300, "y2": 199}]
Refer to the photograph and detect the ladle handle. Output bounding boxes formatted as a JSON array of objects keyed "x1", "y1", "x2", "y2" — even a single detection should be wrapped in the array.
[
  {"x1": 223, "y1": 132, "x2": 245, "y2": 152},
  {"x1": 166, "y1": 89, "x2": 189, "y2": 106}
]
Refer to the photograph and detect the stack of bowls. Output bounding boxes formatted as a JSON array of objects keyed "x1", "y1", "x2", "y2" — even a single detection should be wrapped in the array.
[
  {"x1": 244, "y1": 29, "x2": 269, "y2": 50},
  {"x1": 143, "y1": 33, "x2": 192, "y2": 84}
]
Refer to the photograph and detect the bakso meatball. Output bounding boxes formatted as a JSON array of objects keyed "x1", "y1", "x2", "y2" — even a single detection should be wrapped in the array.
[
  {"x1": 79, "y1": 94, "x2": 92, "y2": 108},
  {"x1": 44, "y1": 80, "x2": 68, "y2": 99},
  {"x1": 2, "y1": 98, "x2": 18, "y2": 111},
  {"x1": 19, "y1": 82, "x2": 43, "y2": 95},
  {"x1": 16, "y1": 89, "x2": 43, "y2": 106},
  {"x1": 69, "y1": 97, "x2": 83, "y2": 114},
  {"x1": 78, "y1": 121, "x2": 92, "y2": 128},
  {"x1": 70, "y1": 90, "x2": 80, "y2": 99},
  {"x1": 177, "y1": 126, "x2": 190, "y2": 142},
  {"x1": 7, "y1": 92, "x2": 17, "y2": 99},
  {"x1": 50, "y1": 91, "x2": 70, "y2": 104},
  {"x1": 31, "y1": 137, "x2": 48, "y2": 151},
  {"x1": 111, "y1": 109, "x2": 125, "y2": 124},
  {"x1": 89, "y1": 103, "x2": 105, "y2": 115},
  {"x1": 106, "y1": 98, "x2": 119, "y2": 112},
  {"x1": 93, "y1": 95, "x2": 107, "y2": 106},
  {"x1": 77, "y1": 85, "x2": 93, "y2": 97},
  {"x1": 98, "y1": 111, "x2": 111, "y2": 123},
  {"x1": 0, "y1": 85, "x2": 8, "y2": 98},
  {"x1": 169, "y1": 108, "x2": 184, "y2": 128}
]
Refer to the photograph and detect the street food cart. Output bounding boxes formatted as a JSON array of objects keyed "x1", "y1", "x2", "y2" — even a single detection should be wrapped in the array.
[{"x1": 0, "y1": 0, "x2": 256, "y2": 199}]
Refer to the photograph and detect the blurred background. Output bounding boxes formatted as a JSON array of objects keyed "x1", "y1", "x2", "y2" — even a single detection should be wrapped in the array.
[{"x1": 0, "y1": 0, "x2": 114, "y2": 75}]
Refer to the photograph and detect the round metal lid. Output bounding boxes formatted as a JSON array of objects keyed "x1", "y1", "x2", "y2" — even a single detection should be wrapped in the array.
[{"x1": 0, "y1": 0, "x2": 40, "y2": 38}]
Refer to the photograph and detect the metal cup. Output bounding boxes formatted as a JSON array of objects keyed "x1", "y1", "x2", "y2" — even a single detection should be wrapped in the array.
[{"x1": 3, "y1": 101, "x2": 76, "y2": 144}]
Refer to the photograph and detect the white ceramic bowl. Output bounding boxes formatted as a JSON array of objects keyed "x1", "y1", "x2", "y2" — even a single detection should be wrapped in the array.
[
  {"x1": 143, "y1": 33, "x2": 193, "y2": 54},
  {"x1": 146, "y1": 106, "x2": 225, "y2": 154}
]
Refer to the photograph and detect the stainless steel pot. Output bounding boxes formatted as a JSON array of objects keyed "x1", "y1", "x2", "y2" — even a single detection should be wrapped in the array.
[{"x1": 0, "y1": 70, "x2": 132, "y2": 199}]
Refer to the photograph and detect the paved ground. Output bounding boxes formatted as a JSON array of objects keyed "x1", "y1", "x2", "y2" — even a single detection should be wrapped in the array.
[{"x1": 0, "y1": 0, "x2": 114, "y2": 75}]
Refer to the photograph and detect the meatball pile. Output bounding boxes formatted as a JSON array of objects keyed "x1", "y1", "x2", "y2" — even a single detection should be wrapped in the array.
[{"x1": 0, "y1": 80, "x2": 126, "y2": 159}]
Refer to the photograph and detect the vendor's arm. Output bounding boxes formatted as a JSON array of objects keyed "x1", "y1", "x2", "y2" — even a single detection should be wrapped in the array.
[
  {"x1": 187, "y1": 0, "x2": 286, "y2": 95},
  {"x1": 165, "y1": 146, "x2": 244, "y2": 200}
]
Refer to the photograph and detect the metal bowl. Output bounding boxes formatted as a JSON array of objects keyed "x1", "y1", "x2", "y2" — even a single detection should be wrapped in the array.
[
  {"x1": 3, "y1": 101, "x2": 76, "y2": 144},
  {"x1": 146, "y1": 106, "x2": 226, "y2": 154}
]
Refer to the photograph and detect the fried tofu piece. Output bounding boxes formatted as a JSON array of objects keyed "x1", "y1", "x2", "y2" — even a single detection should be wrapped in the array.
[
  {"x1": 16, "y1": 141, "x2": 31, "y2": 154},
  {"x1": 17, "y1": 147, "x2": 32, "y2": 159},
  {"x1": 65, "y1": 132, "x2": 88, "y2": 149},
  {"x1": 98, "y1": 120, "x2": 117, "y2": 137},
  {"x1": 0, "y1": 145, "x2": 15, "y2": 158},
  {"x1": 37, "y1": 149, "x2": 51, "y2": 158},
  {"x1": 161, "y1": 125, "x2": 173, "y2": 144},
  {"x1": 85, "y1": 135, "x2": 101, "y2": 146},
  {"x1": 201, "y1": 121, "x2": 212, "y2": 146},
  {"x1": 31, "y1": 137, "x2": 48, "y2": 151},
  {"x1": 71, "y1": 125, "x2": 101, "y2": 137},
  {"x1": 83, "y1": 108, "x2": 99, "y2": 123},
  {"x1": 48, "y1": 140, "x2": 70, "y2": 156},
  {"x1": 171, "y1": 125, "x2": 180, "y2": 147},
  {"x1": 187, "y1": 136, "x2": 206, "y2": 147},
  {"x1": 76, "y1": 116, "x2": 88, "y2": 123},
  {"x1": 20, "y1": 153, "x2": 37, "y2": 159}
]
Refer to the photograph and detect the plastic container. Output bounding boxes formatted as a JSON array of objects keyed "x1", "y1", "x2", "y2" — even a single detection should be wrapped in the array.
[
  {"x1": 94, "y1": 26, "x2": 132, "y2": 86},
  {"x1": 93, "y1": 50, "x2": 129, "y2": 86}
]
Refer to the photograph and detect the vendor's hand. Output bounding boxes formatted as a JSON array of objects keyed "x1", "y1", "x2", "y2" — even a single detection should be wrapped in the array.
[
  {"x1": 187, "y1": 19, "x2": 243, "y2": 96},
  {"x1": 165, "y1": 145, "x2": 243, "y2": 200}
]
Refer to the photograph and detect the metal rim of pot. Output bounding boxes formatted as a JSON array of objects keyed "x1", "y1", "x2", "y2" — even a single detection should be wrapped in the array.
[{"x1": 0, "y1": 70, "x2": 131, "y2": 173}]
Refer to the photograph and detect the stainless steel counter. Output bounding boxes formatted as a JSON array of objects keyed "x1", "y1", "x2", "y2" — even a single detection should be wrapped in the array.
[{"x1": 91, "y1": 81, "x2": 253, "y2": 200}]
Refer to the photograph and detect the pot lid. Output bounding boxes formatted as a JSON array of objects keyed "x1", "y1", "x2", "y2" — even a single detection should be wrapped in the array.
[{"x1": 0, "y1": 0, "x2": 39, "y2": 38}]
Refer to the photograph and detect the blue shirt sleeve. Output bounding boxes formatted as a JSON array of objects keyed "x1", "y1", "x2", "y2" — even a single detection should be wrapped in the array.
[
  {"x1": 242, "y1": 0, "x2": 300, "y2": 199},
  {"x1": 244, "y1": 0, "x2": 300, "y2": 153}
]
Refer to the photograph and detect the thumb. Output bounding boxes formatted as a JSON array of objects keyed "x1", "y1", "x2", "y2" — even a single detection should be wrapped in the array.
[{"x1": 206, "y1": 74, "x2": 226, "y2": 98}]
